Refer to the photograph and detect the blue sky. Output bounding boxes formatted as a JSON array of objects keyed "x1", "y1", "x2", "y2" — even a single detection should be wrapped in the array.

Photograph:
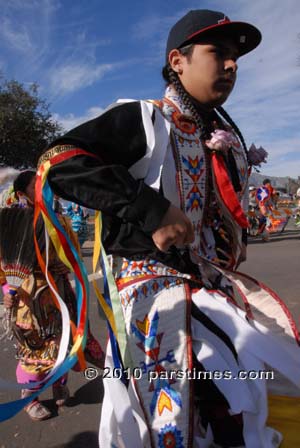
[{"x1": 1, "y1": 0, "x2": 300, "y2": 178}]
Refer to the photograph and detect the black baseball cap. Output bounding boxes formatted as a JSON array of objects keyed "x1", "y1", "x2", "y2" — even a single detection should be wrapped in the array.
[{"x1": 166, "y1": 9, "x2": 262, "y2": 60}]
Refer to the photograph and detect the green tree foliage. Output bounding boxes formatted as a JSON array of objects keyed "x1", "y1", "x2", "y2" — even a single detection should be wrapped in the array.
[{"x1": 0, "y1": 77, "x2": 62, "y2": 168}]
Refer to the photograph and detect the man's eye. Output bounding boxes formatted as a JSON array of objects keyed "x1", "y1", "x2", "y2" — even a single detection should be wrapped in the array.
[
  {"x1": 213, "y1": 48, "x2": 224, "y2": 56},
  {"x1": 213, "y1": 48, "x2": 237, "y2": 61}
]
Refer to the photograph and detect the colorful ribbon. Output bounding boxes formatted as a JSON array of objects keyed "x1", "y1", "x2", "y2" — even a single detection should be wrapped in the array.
[{"x1": 92, "y1": 212, "x2": 132, "y2": 373}]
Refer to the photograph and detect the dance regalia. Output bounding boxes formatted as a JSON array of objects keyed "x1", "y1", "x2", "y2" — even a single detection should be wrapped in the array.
[
  {"x1": 66, "y1": 203, "x2": 89, "y2": 247},
  {"x1": 256, "y1": 187, "x2": 291, "y2": 235},
  {"x1": 36, "y1": 86, "x2": 300, "y2": 447},
  {"x1": 0, "y1": 218, "x2": 78, "y2": 374}
]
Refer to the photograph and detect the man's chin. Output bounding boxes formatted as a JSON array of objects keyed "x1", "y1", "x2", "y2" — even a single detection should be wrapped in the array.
[{"x1": 211, "y1": 91, "x2": 232, "y2": 107}]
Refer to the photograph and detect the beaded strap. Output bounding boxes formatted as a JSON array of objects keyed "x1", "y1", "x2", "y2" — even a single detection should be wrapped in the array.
[{"x1": 37, "y1": 145, "x2": 78, "y2": 168}]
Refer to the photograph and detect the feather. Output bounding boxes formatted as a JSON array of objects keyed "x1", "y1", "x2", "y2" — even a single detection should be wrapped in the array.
[
  {"x1": 0, "y1": 207, "x2": 44, "y2": 338},
  {"x1": 0, "y1": 207, "x2": 37, "y2": 279}
]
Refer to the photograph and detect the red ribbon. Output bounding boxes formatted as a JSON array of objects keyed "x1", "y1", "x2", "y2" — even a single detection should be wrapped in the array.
[{"x1": 211, "y1": 152, "x2": 249, "y2": 228}]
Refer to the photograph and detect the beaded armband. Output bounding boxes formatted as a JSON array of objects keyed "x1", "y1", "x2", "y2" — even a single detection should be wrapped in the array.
[{"x1": 37, "y1": 145, "x2": 78, "y2": 168}]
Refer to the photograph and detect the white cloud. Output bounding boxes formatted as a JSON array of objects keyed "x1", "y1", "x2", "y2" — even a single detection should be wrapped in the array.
[
  {"x1": 53, "y1": 106, "x2": 104, "y2": 131},
  {"x1": 0, "y1": 18, "x2": 34, "y2": 53},
  {"x1": 261, "y1": 158, "x2": 300, "y2": 178},
  {"x1": 0, "y1": 0, "x2": 60, "y2": 12},
  {"x1": 131, "y1": 11, "x2": 186, "y2": 57},
  {"x1": 49, "y1": 63, "x2": 114, "y2": 95},
  {"x1": 132, "y1": 14, "x2": 175, "y2": 41},
  {"x1": 255, "y1": 137, "x2": 300, "y2": 178},
  {"x1": 0, "y1": 0, "x2": 60, "y2": 77}
]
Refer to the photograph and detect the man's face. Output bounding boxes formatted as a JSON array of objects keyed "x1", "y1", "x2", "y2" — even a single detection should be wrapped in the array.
[
  {"x1": 25, "y1": 176, "x2": 36, "y2": 203},
  {"x1": 170, "y1": 37, "x2": 239, "y2": 108},
  {"x1": 17, "y1": 176, "x2": 35, "y2": 205}
]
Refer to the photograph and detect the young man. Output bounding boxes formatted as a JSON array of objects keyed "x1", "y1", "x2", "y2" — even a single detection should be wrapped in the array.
[{"x1": 37, "y1": 9, "x2": 300, "y2": 448}]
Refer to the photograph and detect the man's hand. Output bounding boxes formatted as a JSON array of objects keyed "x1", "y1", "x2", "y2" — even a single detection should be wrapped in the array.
[
  {"x1": 3, "y1": 293, "x2": 14, "y2": 309},
  {"x1": 152, "y1": 204, "x2": 194, "y2": 252}
]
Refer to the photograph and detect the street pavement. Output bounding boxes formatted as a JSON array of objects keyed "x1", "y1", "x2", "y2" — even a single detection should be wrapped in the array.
[{"x1": 0, "y1": 224, "x2": 299, "y2": 447}]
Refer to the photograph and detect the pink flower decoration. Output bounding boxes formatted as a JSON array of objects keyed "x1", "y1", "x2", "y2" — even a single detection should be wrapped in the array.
[
  {"x1": 205, "y1": 129, "x2": 239, "y2": 152},
  {"x1": 248, "y1": 143, "x2": 268, "y2": 166}
]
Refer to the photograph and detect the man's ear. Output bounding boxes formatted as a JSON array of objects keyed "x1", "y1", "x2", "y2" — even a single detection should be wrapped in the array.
[{"x1": 168, "y1": 49, "x2": 184, "y2": 75}]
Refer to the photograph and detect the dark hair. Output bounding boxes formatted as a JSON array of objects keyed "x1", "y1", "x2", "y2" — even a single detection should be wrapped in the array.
[
  {"x1": 13, "y1": 170, "x2": 36, "y2": 198},
  {"x1": 161, "y1": 52, "x2": 248, "y2": 156},
  {"x1": 263, "y1": 178, "x2": 271, "y2": 185}
]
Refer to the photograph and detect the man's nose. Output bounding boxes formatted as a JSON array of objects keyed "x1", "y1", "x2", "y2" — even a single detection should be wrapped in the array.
[{"x1": 224, "y1": 59, "x2": 238, "y2": 73}]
